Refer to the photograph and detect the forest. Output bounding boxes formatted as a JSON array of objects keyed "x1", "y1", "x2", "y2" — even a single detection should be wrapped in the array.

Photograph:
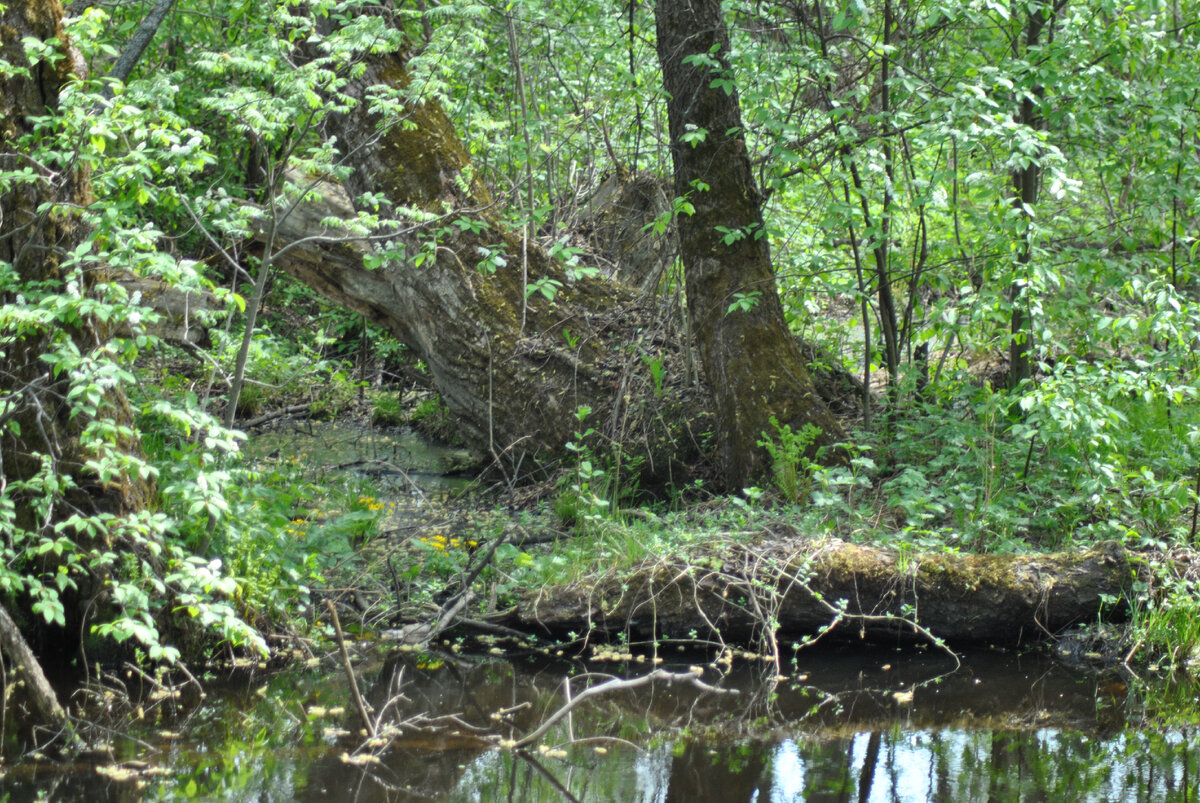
[{"x1": 1, "y1": 0, "x2": 1199, "y2": 763}]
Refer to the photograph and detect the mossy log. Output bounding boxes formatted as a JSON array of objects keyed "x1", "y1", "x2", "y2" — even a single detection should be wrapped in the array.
[{"x1": 512, "y1": 536, "x2": 1131, "y2": 646}]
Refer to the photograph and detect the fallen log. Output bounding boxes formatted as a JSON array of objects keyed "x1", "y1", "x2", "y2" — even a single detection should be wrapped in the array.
[
  {"x1": 109, "y1": 269, "x2": 222, "y2": 347},
  {"x1": 512, "y1": 534, "x2": 1131, "y2": 647}
]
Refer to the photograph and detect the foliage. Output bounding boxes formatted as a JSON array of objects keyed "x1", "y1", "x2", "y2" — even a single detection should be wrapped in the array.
[
  {"x1": 409, "y1": 394, "x2": 459, "y2": 444},
  {"x1": 208, "y1": 327, "x2": 359, "y2": 418},
  {"x1": 555, "y1": 406, "x2": 611, "y2": 530},
  {"x1": 370, "y1": 391, "x2": 408, "y2": 426},
  {"x1": 0, "y1": 284, "x2": 266, "y2": 663},
  {"x1": 0, "y1": 0, "x2": 401, "y2": 667},
  {"x1": 1123, "y1": 555, "x2": 1200, "y2": 672},
  {"x1": 756, "y1": 417, "x2": 824, "y2": 504},
  {"x1": 4, "y1": 0, "x2": 1200, "y2": 683}
]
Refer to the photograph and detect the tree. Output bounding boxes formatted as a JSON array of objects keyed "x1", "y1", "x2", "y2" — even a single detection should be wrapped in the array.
[
  {"x1": 1, "y1": 0, "x2": 155, "y2": 642},
  {"x1": 2, "y1": 0, "x2": 153, "y2": 531},
  {"x1": 1, "y1": 0, "x2": 264, "y2": 695},
  {"x1": 654, "y1": 0, "x2": 843, "y2": 487},
  {"x1": 262, "y1": 3, "x2": 852, "y2": 491},
  {"x1": 1, "y1": 0, "x2": 151, "y2": 732},
  {"x1": 1006, "y1": 0, "x2": 1068, "y2": 389},
  {"x1": 268, "y1": 26, "x2": 715, "y2": 488}
]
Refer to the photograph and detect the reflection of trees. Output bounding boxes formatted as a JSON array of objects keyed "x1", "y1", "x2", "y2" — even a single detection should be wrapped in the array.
[
  {"x1": 857, "y1": 731, "x2": 882, "y2": 803},
  {"x1": 664, "y1": 739, "x2": 769, "y2": 803},
  {"x1": 987, "y1": 731, "x2": 1020, "y2": 801},
  {"x1": 792, "y1": 738, "x2": 855, "y2": 802},
  {"x1": 204, "y1": 649, "x2": 1200, "y2": 801}
]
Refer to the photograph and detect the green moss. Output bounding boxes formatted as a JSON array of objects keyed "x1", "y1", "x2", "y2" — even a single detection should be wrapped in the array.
[{"x1": 409, "y1": 394, "x2": 458, "y2": 444}]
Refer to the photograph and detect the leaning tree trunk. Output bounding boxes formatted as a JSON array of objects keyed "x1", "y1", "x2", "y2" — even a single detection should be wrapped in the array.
[
  {"x1": 269, "y1": 38, "x2": 715, "y2": 486},
  {"x1": 276, "y1": 18, "x2": 844, "y2": 489},
  {"x1": 655, "y1": 0, "x2": 843, "y2": 488}
]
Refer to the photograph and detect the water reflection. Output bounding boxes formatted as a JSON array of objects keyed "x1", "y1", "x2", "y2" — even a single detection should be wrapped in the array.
[
  {"x1": 386, "y1": 644, "x2": 1188, "y2": 802},
  {"x1": 230, "y1": 647, "x2": 1200, "y2": 801},
  {"x1": 244, "y1": 421, "x2": 476, "y2": 497},
  {"x1": 430, "y1": 726, "x2": 1198, "y2": 802},
  {"x1": 3, "y1": 645, "x2": 1198, "y2": 801}
]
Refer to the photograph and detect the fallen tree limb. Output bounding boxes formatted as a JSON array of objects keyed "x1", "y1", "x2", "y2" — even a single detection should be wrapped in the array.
[
  {"x1": 511, "y1": 534, "x2": 1131, "y2": 647},
  {"x1": 239, "y1": 403, "x2": 311, "y2": 429},
  {"x1": 0, "y1": 602, "x2": 76, "y2": 746},
  {"x1": 508, "y1": 668, "x2": 733, "y2": 749},
  {"x1": 326, "y1": 599, "x2": 376, "y2": 739}
]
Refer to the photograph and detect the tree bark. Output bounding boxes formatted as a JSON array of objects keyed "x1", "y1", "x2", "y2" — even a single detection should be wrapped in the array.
[
  {"x1": 654, "y1": 0, "x2": 843, "y2": 488},
  {"x1": 1008, "y1": 2, "x2": 1063, "y2": 389},
  {"x1": 512, "y1": 535, "x2": 1130, "y2": 646},
  {"x1": 101, "y1": 0, "x2": 177, "y2": 96},
  {"x1": 269, "y1": 40, "x2": 718, "y2": 487}
]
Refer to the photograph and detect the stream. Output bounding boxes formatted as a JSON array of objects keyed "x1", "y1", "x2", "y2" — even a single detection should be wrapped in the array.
[
  {"x1": 3, "y1": 423, "x2": 1198, "y2": 801},
  {"x1": 2, "y1": 645, "x2": 1197, "y2": 801}
]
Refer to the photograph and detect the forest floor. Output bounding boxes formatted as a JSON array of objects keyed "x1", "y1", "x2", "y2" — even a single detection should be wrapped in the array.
[{"x1": 233, "y1": 388, "x2": 1178, "y2": 674}]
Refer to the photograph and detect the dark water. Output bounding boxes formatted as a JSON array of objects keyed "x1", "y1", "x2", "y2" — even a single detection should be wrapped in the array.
[
  {"x1": 244, "y1": 421, "x2": 477, "y2": 497},
  {"x1": 2, "y1": 643, "x2": 1197, "y2": 801}
]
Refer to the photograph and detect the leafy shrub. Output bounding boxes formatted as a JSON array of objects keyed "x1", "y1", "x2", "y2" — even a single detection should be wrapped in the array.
[
  {"x1": 371, "y1": 392, "x2": 407, "y2": 426},
  {"x1": 409, "y1": 394, "x2": 458, "y2": 443},
  {"x1": 758, "y1": 417, "x2": 824, "y2": 504}
]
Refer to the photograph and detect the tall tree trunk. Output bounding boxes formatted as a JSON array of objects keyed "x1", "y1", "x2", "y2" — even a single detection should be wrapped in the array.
[
  {"x1": 654, "y1": 0, "x2": 842, "y2": 488},
  {"x1": 1008, "y1": 2, "x2": 1062, "y2": 389}
]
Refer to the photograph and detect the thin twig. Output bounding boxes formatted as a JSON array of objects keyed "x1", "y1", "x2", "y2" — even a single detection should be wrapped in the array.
[
  {"x1": 325, "y1": 600, "x2": 376, "y2": 738},
  {"x1": 510, "y1": 669, "x2": 733, "y2": 750},
  {"x1": 513, "y1": 750, "x2": 584, "y2": 803},
  {"x1": 774, "y1": 556, "x2": 961, "y2": 670}
]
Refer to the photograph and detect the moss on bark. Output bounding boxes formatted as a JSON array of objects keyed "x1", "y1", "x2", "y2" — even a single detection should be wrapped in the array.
[{"x1": 514, "y1": 534, "x2": 1131, "y2": 647}]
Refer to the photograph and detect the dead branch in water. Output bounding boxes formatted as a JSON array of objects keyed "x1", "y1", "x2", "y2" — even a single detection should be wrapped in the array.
[{"x1": 509, "y1": 667, "x2": 734, "y2": 750}]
